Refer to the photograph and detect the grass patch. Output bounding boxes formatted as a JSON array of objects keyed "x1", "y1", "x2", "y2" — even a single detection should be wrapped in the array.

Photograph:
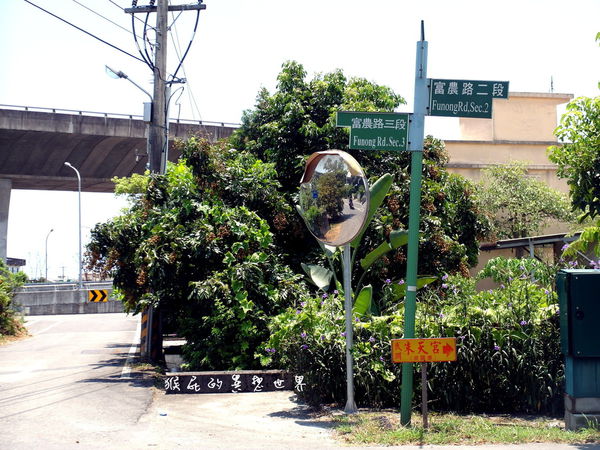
[{"x1": 331, "y1": 411, "x2": 600, "y2": 445}]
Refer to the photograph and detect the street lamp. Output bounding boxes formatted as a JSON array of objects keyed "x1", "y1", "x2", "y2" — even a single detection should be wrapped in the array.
[
  {"x1": 64, "y1": 162, "x2": 82, "y2": 289},
  {"x1": 105, "y1": 65, "x2": 153, "y2": 100},
  {"x1": 45, "y1": 228, "x2": 53, "y2": 281}
]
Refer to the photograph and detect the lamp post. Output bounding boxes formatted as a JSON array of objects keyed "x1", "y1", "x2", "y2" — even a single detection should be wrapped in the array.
[
  {"x1": 64, "y1": 162, "x2": 82, "y2": 289},
  {"x1": 45, "y1": 228, "x2": 53, "y2": 281}
]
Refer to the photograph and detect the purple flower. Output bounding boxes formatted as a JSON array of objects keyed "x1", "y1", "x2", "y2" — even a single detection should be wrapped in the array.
[
  {"x1": 441, "y1": 283, "x2": 448, "y2": 289},
  {"x1": 500, "y1": 284, "x2": 505, "y2": 289},
  {"x1": 379, "y1": 356, "x2": 385, "y2": 362},
  {"x1": 561, "y1": 243, "x2": 569, "y2": 251},
  {"x1": 385, "y1": 278, "x2": 391, "y2": 284},
  {"x1": 265, "y1": 348, "x2": 276, "y2": 354},
  {"x1": 341, "y1": 332, "x2": 347, "y2": 337},
  {"x1": 355, "y1": 317, "x2": 360, "y2": 322},
  {"x1": 300, "y1": 301, "x2": 307, "y2": 308},
  {"x1": 369, "y1": 336, "x2": 376, "y2": 343},
  {"x1": 295, "y1": 309, "x2": 301, "y2": 315},
  {"x1": 488, "y1": 289, "x2": 493, "y2": 294},
  {"x1": 544, "y1": 289, "x2": 550, "y2": 295},
  {"x1": 508, "y1": 277, "x2": 513, "y2": 282},
  {"x1": 442, "y1": 274, "x2": 449, "y2": 281},
  {"x1": 439, "y1": 313, "x2": 445, "y2": 318},
  {"x1": 300, "y1": 344, "x2": 308, "y2": 350},
  {"x1": 333, "y1": 290, "x2": 339, "y2": 295},
  {"x1": 300, "y1": 332, "x2": 307, "y2": 339},
  {"x1": 494, "y1": 345, "x2": 500, "y2": 351},
  {"x1": 320, "y1": 334, "x2": 326, "y2": 340},
  {"x1": 459, "y1": 335, "x2": 466, "y2": 340},
  {"x1": 322, "y1": 293, "x2": 328, "y2": 299},
  {"x1": 520, "y1": 320, "x2": 528, "y2": 326},
  {"x1": 507, "y1": 303, "x2": 513, "y2": 308},
  {"x1": 519, "y1": 265, "x2": 526, "y2": 271},
  {"x1": 398, "y1": 279, "x2": 405, "y2": 285}
]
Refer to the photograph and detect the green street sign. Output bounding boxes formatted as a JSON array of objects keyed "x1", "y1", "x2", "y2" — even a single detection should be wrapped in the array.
[
  {"x1": 336, "y1": 111, "x2": 409, "y2": 151},
  {"x1": 428, "y1": 79, "x2": 509, "y2": 118}
]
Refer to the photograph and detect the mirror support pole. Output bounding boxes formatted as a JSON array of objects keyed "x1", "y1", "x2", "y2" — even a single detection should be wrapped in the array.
[{"x1": 343, "y1": 243, "x2": 357, "y2": 414}]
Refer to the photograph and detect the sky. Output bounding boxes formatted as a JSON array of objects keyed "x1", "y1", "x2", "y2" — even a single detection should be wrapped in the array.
[{"x1": 1, "y1": 0, "x2": 599, "y2": 280}]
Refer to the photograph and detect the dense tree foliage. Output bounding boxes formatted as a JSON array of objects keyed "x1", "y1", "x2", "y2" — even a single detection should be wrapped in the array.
[
  {"x1": 88, "y1": 61, "x2": 490, "y2": 373},
  {"x1": 476, "y1": 161, "x2": 574, "y2": 239},
  {"x1": 88, "y1": 139, "x2": 306, "y2": 369},
  {"x1": 549, "y1": 96, "x2": 600, "y2": 221},
  {"x1": 232, "y1": 61, "x2": 490, "y2": 289}
]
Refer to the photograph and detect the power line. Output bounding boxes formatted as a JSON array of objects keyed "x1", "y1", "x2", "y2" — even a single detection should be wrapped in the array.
[
  {"x1": 169, "y1": 11, "x2": 204, "y2": 124},
  {"x1": 107, "y1": 0, "x2": 147, "y2": 26},
  {"x1": 71, "y1": 0, "x2": 141, "y2": 39},
  {"x1": 23, "y1": 0, "x2": 145, "y2": 64}
]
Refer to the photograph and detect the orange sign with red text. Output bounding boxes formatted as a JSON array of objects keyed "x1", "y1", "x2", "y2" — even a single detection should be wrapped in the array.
[{"x1": 391, "y1": 337, "x2": 457, "y2": 363}]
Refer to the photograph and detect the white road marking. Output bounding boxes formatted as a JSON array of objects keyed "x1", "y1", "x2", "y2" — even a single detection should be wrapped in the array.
[{"x1": 120, "y1": 316, "x2": 141, "y2": 379}]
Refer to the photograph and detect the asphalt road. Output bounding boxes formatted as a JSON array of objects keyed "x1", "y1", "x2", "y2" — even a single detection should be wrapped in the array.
[{"x1": 0, "y1": 313, "x2": 151, "y2": 449}]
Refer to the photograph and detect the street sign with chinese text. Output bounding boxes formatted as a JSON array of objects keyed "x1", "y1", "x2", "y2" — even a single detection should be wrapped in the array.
[
  {"x1": 336, "y1": 111, "x2": 409, "y2": 151},
  {"x1": 391, "y1": 337, "x2": 457, "y2": 363},
  {"x1": 428, "y1": 79, "x2": 509, "y2": 118}
]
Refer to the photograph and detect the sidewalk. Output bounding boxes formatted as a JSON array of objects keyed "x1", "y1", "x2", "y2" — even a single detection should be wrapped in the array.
[{"x1": 124, "y1": 388, "x2": 600, "y2": 449}]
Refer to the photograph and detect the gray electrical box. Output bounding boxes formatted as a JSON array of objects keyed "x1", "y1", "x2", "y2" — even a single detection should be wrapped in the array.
[{"x1": 143, "y1": 102, "x2": 152, "y2": 123}]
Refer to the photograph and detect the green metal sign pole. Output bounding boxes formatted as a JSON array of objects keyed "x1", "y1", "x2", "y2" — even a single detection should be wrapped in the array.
[{"x1": 400, "y1": 22, "x2": 428, "y2": 427}]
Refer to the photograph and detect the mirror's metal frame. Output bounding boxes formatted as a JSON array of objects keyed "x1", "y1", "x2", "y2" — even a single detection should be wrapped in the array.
[{"x1": 299, "y1": 150, "x2": 369, "y2": 414}]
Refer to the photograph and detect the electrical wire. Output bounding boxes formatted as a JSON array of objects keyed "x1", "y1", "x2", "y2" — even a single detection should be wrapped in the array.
[
  {"x1": 24, "y1": 0, "x2": 145, "y2": 64},
  {"x1": 169, "y1": 8, "x2": 205, "y2": 127},
  {"x1": 107, "y1": 0, "x2": 146, "y2": 26},
  {"x1": 71, "y1": 0, "x2": 140, "y2": 39},
  {"x1": 170, "y1": 9, "x2": 200, "y2": 82},
  {"x1": 143, "y1": 12, "x2": 157, "y2": 69},
  {"x1": 131, "y1": 11, "x2": 155, "y2": 70}
]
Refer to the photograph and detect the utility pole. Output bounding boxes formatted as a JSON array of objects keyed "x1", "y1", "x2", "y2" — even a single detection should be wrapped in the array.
[
  {"x1": 125, "y1": 1, "x2": 206, "y2": 174},
  {"x1": 124, "y1": 0, "x2": 206, "y2": 362},
  {"x1": 150, "y1": 0, "x2": 168, "y2": 173}
]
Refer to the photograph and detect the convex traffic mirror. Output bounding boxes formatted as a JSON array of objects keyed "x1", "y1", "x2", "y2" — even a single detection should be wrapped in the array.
[{"x1": 298, "y1": 150, "x2": 369, "y2": 246}]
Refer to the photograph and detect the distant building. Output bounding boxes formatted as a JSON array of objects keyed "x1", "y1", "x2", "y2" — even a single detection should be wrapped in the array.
[
  {"x1": 6, "y1": 257, "x2": 26, "y2": 274},
  {"x1": 445, "y1": 92, "x2": 573, "y2": 194},
  {"x1": 443, "y1": 92, "x2": 576, "y2": 283}
]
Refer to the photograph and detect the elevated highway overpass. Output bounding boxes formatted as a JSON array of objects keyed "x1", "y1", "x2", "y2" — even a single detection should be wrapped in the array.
[{"x1": 0, "y1": 105, "x2": 238, "y2": 260}]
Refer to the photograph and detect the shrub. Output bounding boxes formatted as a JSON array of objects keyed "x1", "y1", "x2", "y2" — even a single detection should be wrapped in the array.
[
  {"x1": 264, "y1": 258, "x2": 564, "y2": 415},
  {"x1": 0, "y1": 261, "x2": 26, "y2": 337}
]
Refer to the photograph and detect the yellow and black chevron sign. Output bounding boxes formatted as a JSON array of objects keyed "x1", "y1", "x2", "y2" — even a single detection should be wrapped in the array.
[{"x1": 88, "y1": 289, "x2": 108, "y2": 302}]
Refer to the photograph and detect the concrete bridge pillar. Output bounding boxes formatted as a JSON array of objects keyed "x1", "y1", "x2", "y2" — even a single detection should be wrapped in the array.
[{"x1": 0, "y1": 178, "x2": 11, "y2": 262}]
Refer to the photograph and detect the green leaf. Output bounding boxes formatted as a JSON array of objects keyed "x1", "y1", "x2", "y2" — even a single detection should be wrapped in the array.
[
  {"x1": 389, "y1": 276, "x2": 437, "y2": 301},
  {"x1": 351, "y1": 173, "x2": 393, "y2": 249},
  {"x1": 301, "y1": 263, "x2": 333, "y2": 291},
  {"x1": 317, "y1": 240, "x2": 338, "y2": 258},
  {"x1": 359, "y1": 229, "x2": 411, "y2": 271},
  {"x1": 360, "y1": 241, "x2": 392, "y2": 270},
  {"x1": 389, "y1": 230, "x2": 409, "y2": 249},
  {"x1": 353, "y1": 285, "x2": 372, "y2": 316}
]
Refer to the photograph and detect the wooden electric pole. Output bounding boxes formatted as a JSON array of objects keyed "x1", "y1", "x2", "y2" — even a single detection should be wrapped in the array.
[
  {"x1": 124, "y1": 1, "x2": 206, "y2": 362},
  {"x1": 125, "y1": 1, "x2": 206, "y2": 174}
]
